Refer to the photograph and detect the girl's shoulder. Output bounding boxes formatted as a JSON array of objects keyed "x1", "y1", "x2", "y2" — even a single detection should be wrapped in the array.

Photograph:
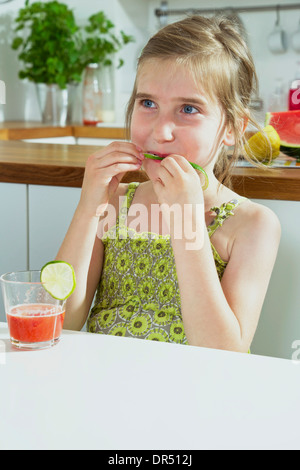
[
  {"x1": 217, "y1": 184, "x2": 280, "y2": 232},
  {"x1": 213, "y1": 183, "x2": 280, "y2": 252},
  {"x1": 209, "y1": 190, "x2": 280, "y2": 262},
  {"x1": 230, "y1": 197, "x2": 281, "y2": 251},
  {"x1": 236, "y1": 197, "x2": 279, "y2": 228},
  {"x1": 222, "y1": 197, "x2": 281, "y2": 287}
]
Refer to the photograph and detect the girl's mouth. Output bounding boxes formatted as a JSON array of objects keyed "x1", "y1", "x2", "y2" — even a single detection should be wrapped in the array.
[
  {"x1": 144, "y1": 152, "x2": 170, "y2": 159},
  {"x1": 143, "y1": 152, "x2": 210, "y2": 190}
]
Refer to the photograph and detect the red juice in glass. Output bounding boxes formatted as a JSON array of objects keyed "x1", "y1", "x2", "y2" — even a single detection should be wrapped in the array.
[
  {"x1": 7, "y1": 304, "x2": 65, "y2": 345},
  {"x1": 1, "y1": 271, "x2": 66, "y2": 350},
  {"x1": 83, "y1": 119, "x2": 102, "y2": 126}
]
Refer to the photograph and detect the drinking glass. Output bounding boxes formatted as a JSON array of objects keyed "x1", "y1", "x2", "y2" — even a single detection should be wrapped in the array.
[{"x1": 0, "y1": 271, "x2": 65, "y2": 350}]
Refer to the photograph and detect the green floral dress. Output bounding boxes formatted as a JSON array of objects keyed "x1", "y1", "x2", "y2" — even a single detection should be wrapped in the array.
[{"x1": 87, "y1": 182, "x2": 244, "y2": 345}]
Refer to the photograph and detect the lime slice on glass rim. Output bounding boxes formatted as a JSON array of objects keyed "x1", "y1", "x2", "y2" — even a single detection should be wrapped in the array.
[
  {"x1": 143, "y1": 153, "x2": 209, "y2": 190},
  {"x1": 40, "y1": 261, "x2": 76, "y2": 301}
]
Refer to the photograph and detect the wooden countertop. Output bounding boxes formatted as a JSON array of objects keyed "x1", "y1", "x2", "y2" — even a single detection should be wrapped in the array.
[
  {"x1": 0, "y1": 121, "x2": 126, "y2": 140},
  {"x1": 0, "y1": 140, "x2": 98, "y2": 187},
  {"x1": 0, "y1": 140, "x2": 299, "y2": 200}
]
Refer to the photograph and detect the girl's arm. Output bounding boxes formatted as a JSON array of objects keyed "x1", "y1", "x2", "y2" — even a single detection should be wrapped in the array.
[
  {"x1": 172, "y1": 203, "x2": 280, "y2": 352},
  {"x1": 152, "y1": 154, "x2": 281, "y2": 352},
  {"x1": 56, "y1": 142, "x2": 143, "y2": 330},
  {"x1": 55, "y1": 206, "x2": 103, "y2": 331}
]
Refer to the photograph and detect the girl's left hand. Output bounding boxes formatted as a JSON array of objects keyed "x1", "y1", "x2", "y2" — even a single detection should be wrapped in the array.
[
  {"x1": 151, "y1": 154, "x2": 204, "y2": 207},
  {"x1": 150, "y1": 155, "x2": 205, "y2": 239}
]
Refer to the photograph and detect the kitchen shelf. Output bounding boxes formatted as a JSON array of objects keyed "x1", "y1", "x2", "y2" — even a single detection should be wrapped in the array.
[
  {"x1": 0, "y1": 121, "x2": 126, "y2": 141},
  {"x1": 155, "y1": 1, "x2": 300, "y2": 19}
]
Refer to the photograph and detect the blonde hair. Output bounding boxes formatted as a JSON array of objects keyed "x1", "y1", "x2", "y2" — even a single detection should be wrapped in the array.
[{"x1": 126, "y1": 15, "x2": 269, "y2": 187}]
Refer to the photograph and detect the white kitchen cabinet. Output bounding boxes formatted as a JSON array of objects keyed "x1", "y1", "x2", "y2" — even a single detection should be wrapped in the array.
[
  {"x1": 251, "y1": 200, "x2": 300, "y2": 360},
  {"x1": 0, "y1": 183, "x2": 27, "y2": 321},
  {"x1": 28, "y1": 185, "x2": 81, "y2": 270}
]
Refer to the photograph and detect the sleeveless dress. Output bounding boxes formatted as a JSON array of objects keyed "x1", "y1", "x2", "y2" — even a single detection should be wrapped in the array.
[{"x1": 87, "y1": 182, "x2": 244, "y2": 345}]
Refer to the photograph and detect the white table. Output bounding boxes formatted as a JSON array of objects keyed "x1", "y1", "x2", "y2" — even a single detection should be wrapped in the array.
[{"x1": 1, "y1": 321, "x2": 300, "y2": 450}]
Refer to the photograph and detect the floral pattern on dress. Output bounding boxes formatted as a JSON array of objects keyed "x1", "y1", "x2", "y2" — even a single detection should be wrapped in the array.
[{"x1": 87, "y1": 183, "x2": 243, "y2": 345}]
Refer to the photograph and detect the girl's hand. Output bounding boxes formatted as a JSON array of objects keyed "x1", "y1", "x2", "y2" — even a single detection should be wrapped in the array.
[
  {"x1": 151, "y1": 154, "x2": 204, "y2": 207},
  {"x1": 79, "y1": 141, "x2": 143, "y2": 217},
  {"x1": 149, "y1": 154, "x2": 205, "y2": 241},
  {"x1": 150, "y1": 154, "x2": 205, "y2": 242}
]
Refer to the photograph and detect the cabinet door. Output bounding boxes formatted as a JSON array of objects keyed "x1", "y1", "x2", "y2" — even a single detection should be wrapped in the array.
[
  {"x1": 251, "y1": 199, "x2": 300, "y2": 360},
  {"x1": 28, "y1": 185, "x2": 81, "y2": 270},
  {"x1": 0, "y1": 183, "x2": 27, "y2": 321}
]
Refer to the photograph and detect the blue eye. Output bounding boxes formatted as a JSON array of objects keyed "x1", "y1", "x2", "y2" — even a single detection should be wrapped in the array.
[
  {"x1": 183, "y1": 105, "x2": 198, "y2": 114},
  {"x1": 143, "y1": 99, "x2": 155, "y2": 108}
]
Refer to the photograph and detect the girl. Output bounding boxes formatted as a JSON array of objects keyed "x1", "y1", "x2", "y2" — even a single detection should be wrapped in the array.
[{"x1": 57, "y1": 15, "x2": 281, "y2": 352}]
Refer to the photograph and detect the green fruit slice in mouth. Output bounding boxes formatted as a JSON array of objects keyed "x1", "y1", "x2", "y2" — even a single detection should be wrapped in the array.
[{"x1": 143, "y1": 153, "x2": 209, "y2": 190}]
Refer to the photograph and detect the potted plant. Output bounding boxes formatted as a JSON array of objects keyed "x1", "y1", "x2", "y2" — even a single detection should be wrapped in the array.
[
  {"x1": 80, "y1": 11, "x2": 134, "y2": 69},
  {"x1": 11, "y1": 0, "x2": 134, "y2": 125},
  {"x1": 79, "y1": 11, "x2": 134, "y2": 124}
]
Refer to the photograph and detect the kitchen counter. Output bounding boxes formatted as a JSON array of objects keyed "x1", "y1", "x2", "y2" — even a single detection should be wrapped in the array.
[
  {"x1": 0, "y1": 140, "x2": 98, "y2": 187},
  {"x1": 0, "y1": 121, "x2": 126, "y2": 141},
  {"x1": 0, "y1": 140, "x2": 299, "y2": 200},
  {"x1": 1, "y1": 322, "x2": 300, "y2": 450}
]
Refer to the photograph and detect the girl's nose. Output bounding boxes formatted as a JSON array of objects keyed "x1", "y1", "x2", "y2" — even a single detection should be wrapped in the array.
[{"x1": 152, "y1": 115, "x2": 175, "y2": 143}]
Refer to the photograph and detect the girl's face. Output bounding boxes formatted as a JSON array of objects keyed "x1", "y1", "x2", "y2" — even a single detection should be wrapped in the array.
[{"x1": 131, "y1": 59, "x2": 234, "y2": 181}]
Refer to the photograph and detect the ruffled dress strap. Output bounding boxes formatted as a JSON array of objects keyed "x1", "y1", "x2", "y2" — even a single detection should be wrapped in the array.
[
  {"x1": 207, "y1": 197, "x2": 246, "y2": 237},
  {"x1": 116, "y1": 182, "x2": 140, "y2": 228},
  {"x1": 207, "y1": 197, "x2": 247, "y2": 279}
]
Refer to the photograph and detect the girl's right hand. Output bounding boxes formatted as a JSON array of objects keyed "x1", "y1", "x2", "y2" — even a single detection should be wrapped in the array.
[{"x1": 79, "y1": 141, "x2": 143, "y2": 217}]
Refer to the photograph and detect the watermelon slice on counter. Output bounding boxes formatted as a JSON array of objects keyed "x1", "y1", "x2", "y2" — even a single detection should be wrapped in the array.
[{"x1": 265, "y1": 110, "x2": 300, "y2": 159}]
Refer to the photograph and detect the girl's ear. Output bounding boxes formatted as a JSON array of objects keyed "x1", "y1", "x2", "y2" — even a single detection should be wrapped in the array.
[
  {"x1": 223, "y1": 116, "x2": 249, "y2": 146},
  {"x1": 222, "y1": 126, "x2": 236, "y2": 147}
]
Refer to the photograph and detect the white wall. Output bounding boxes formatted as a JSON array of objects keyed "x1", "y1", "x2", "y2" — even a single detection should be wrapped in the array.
[{"x1": 1, "y1": 0, "x2": 300, "y2": 124}]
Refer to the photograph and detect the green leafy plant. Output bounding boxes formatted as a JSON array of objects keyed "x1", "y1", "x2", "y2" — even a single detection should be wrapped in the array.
[
  {"x1": 11, "y1": 0, "x2": 134, "y2": 89},
  {"x1": 81, "y1": 11, "x2": 134, "y2": 69},
  {"x1": 11, "y1": 0, "x2": 82, "y2": 89}
]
